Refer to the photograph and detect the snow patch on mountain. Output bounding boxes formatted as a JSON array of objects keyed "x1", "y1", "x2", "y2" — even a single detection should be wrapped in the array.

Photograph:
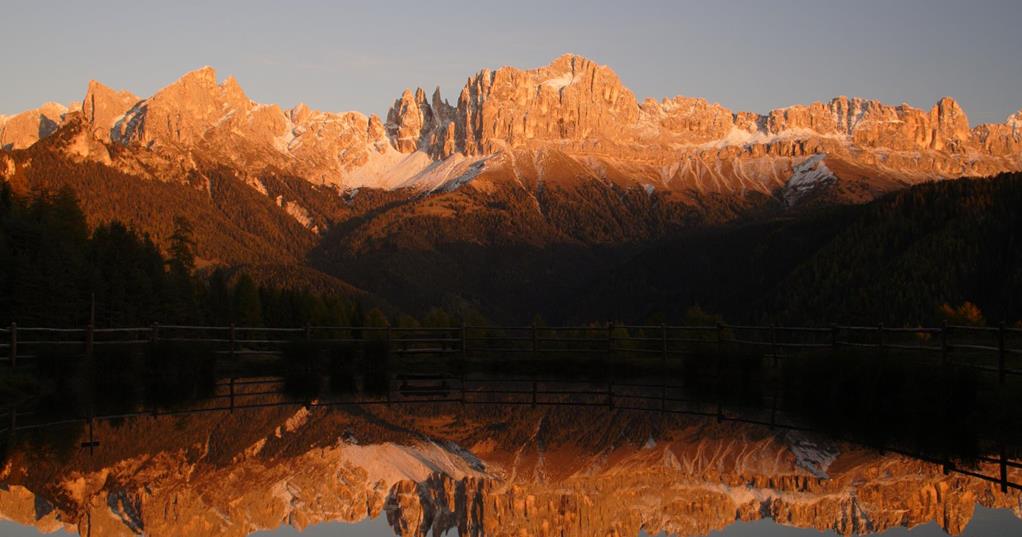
[
  {"x1": 541, "y1": 72, "x2": 575, "y2": 91},
  {"x1": 345, "y1": 147, "x2": 433, "y2": 189},
  {"x1": 430, "y1": 157, "x2": 489, "y2": 193},
  {"x1": 1008, "y1": 111, "x2": 1022, "y2": 130},
  {"x1": 273, "y1": 118, "x2": 297, "y2": 154},
  {"x1": 706, "y1": 127, "x2": 849, "y2": 149},
  {"x1": 107, "y1": 490, "x2": 144, "y2": 534},
  {"x1": 782, "y1": 153, "x2": 836, "y2": 206},
  {"x1": 338, "y1": 442, "x2": 488, "y2": 485},
  {"x1": 787, "y1": 434, "x2": 838, "y2": 479},
  {"x1": 112, "y1": 102, "x2": 149, "y2": 145}
]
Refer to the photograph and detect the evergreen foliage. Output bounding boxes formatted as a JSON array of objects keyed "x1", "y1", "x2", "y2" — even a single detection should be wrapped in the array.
[{"x1": 0, "y1": 184, "x2": 367, "y2": 327}]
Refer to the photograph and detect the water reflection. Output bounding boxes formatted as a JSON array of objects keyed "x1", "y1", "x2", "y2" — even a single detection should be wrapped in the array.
[
  {"x1": 1, "y1": 381, "x2": 1020, "y2": 537},
  {"x1": 646, "y1": 506, "x2": 1022, "y2": 536}
]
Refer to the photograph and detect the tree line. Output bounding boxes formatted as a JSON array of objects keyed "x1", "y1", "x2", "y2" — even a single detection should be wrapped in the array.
[
  {"x1": 0, "y1": 184, "x2": 450, "y2": 328},
  {"x1": 576, "y1": 172, "x2": 1022, "y2": 327}
]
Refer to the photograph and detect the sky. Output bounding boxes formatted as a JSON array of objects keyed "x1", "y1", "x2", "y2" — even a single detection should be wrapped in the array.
[
  {"x1": 4, "y1": 506, "x2": 1021, "y2": 536},
  {"x1": 3, "y1": 0, "x2": 1022, "y2": 125}
]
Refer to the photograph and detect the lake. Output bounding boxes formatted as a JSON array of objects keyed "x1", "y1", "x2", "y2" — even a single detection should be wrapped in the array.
[{"x1": 2, "y1": 374, "x2": 1020, "y2": 536}]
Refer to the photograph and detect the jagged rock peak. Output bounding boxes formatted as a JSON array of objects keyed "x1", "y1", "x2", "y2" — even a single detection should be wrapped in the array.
[
  {"x1": 154, "y1": 66, "x2": 250, "y2": 108},
  {"x1": 444, "y1": 53, "x2": 640, "y2": 155},
  {"x1": 546, "y1": 52, "x2": 603, "y2": 73},
  {"x1": 0, "y1": 101, "x2": 71, "y2": 150},
  {"x1": 431, "y1": 86, "x2": 444, "y2": 109},
  {"x1": 177, "y1": 65, "x2": 217, "y2": 85},
  {"x1": 114, "y1": 65, "x2": 256, "y2": 147},
  {"x1": 386, "y1": 87, "x2": 431, "y2": 153},
  {"x1": 385, "y1": 83, "x2": 459, "y2": 157},
  {"x1": 929, "y1": 96, "x2": 970, "y2": 151},
  {"x1": 82, "y1": 80, "x2": 139, "y2": 142},
  {"x1": 4, "y1": 58, "x2": 1022, "y2": 198},
  {"x1": 289, "y1": 102, "x2": 313, "y2": 124},
  {"x1": 1007, "y1": 109, "x2": 1022, "y2": 126}
]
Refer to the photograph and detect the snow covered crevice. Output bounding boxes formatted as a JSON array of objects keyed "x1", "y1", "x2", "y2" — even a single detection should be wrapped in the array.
[
  {"x1": 701, "y1": 127, "x2": 850, "y2": 150},
  {"x1": 432, "y1": 158, "x2": 488, "y2": 193},
  {"x1": 781, "y1": 153, "x2": 836, "y2": 206},
  {"x1": 541, "y1": 72, "x2": 576, "y2": 91},
  {"x1": 786, "y1": 434, "x2": 839, "y2": 479}
]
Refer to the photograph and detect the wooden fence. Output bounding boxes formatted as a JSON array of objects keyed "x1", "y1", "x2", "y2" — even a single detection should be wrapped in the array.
[
  {"x1": 2, "y1": 321, "x2": 1021, "y2": 382},
  {"x1": 2, "y1": 374, "x2": 1020, "y2": 493}
]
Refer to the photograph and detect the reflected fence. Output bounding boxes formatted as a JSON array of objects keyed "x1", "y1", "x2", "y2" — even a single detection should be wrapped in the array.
[
  {"x1": 4, "y1": 321, "x2": 1021, "y2": 492},
  {"x1": 2, "y1": 321, "x2": 1021, "y2": 382},
  {"x1": 2, "y1": 373, "x2": 1021, "y2": 493}
]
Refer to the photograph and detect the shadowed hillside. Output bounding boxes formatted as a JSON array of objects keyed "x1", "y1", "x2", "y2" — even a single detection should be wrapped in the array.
[{"x1": 576, "y1": 173, "x2": 1022, "y2": 325}]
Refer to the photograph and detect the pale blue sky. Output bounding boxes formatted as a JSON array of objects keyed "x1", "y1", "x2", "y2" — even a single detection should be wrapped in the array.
[
  {"x1": 3, "y1": 0, "x2": 1022, "y2": 125},
  {"x1": 3, "y1": 506, "x2": 1020, "y2": 536}
]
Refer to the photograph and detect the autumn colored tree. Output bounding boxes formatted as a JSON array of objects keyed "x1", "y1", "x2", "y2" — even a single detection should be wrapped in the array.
[{"x1": 937, "y1": 302, "x2": 986, "y2": 326}]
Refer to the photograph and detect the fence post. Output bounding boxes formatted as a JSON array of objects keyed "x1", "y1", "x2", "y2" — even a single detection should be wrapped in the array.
[
  {"x1": 770, "y1": 387, "x2": 778, "y2": 429},
  {"x1": 877, "y1": 323, "x2": 885, "y2": 352},
  {"x1": 770, "y1": 323, "x2": 779, "y2": 366},
  {"x1": 8, "y1": 322, "x2": 16, "y2": 368},
  {"x1": 304, "y1": 323, "x2": 311, "y2": 342},
  {"x1": 715, "y1": 322, "x2": 724, "y2": 422},
  {"x1": 85, "y1": 324, "x2": 94, "y2": 358},
  {"x1": 661, "y1": 323, "x2": 668, "y2": 364},
  {"x1": 461, "y1": 323, "x2": 467, "y2": 358},
  {"x1": 229, "y1": 323, "x2": 236, "y2": 357},
  {"x1": 607, "y1": 322, "x2": 614, "y2": 359},
  {"x1": 150, "y1": 322, "x2": 160, "y2": 344},
  {"x1": 531, "y1": 321, "x2": 538, "y2": 354},
  {"x1": 385, "y1": 325, "x2": 391, "y2": 354},
  {"x1": 1000, "y1": 441, "x2": 1009, "y2": 493},
  {"x1": 830, "y1": 323, "x2": 838, "y2": 350},
  {"x1": 941, "y1": 321, "x2": 950, "y2": 366},
  {"x1": 459, "y1": 371, "x2": 466, "y2": 406},
  {"x1": 998, "y1": 322, "x2": 1006, "y2": 384}
]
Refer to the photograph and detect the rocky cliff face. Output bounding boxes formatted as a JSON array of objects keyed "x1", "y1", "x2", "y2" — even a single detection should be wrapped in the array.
[
  {"x1": 106, "y1": 66, "x2": 398, "y2": 188},
  {"x1": 0, "y1": 101, "x2": 73, "y2": 150},
  {"x1": 82, "y1": 81, "x2": 139, "y2": 143},
  {"x1": 380, "y1": 54, "x2": 1021, "y2": 199},
  {"x1": 1, "y1": 402, "x2": 1019, "y2": 537},
  {"x1": 5, "y1": 54, "x2": 1021, "y2": 205}
]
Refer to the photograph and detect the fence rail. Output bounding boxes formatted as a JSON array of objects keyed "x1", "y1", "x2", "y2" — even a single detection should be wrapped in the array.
[
  {"x1": 2, "y1": 375, "x2": 1020, "y2": 493},
  {"x1": 3, "y1": 321, "x2": 1021, "y2": 382}
]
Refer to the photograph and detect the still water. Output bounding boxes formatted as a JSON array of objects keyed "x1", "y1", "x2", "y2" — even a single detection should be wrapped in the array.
[{"x1": 1, "y1": 379, "x2": 1020, "y2": 536}]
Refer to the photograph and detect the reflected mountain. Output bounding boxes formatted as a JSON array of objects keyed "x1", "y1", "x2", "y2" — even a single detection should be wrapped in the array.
[{"x1": 1, "y1": 389, "x2": 1020, "y2": 537}]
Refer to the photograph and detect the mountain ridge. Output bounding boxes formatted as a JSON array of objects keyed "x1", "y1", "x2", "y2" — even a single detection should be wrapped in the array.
[
  {"x1": 3, "y1": 54, "x2": 1020, "y2": 201},
  {"x1": 2, "y1": 55, "x2": 1022, "y2": 322},
  {"x1": 2, "y1": 404, "x2": 1020, "y2": 537}
]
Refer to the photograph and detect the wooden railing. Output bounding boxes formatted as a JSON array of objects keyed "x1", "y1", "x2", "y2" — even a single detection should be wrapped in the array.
[
  {"x1": 2, "y1": 321, "x2": 1021, "y2": 382},
  {"x1": 2, "y1": 375, "x2": 1020, "y2": 493}
]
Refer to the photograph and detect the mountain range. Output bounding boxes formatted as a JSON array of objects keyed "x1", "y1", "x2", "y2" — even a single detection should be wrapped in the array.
[
  {"x1": 2, "y1": 54, "x2": 1021, "y2": 322},
  {"x1": 1, "y1": 401, "x2": 1019, "y2": 537}
]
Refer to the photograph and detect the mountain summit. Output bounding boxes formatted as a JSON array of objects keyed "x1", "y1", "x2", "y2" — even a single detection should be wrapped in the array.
[
  {"x1": 2, "y1": 54, "x2": 1020, "y2": 203},
  {"x1": 2, "y1": 54, "x2": 1022, "y2": 322}
]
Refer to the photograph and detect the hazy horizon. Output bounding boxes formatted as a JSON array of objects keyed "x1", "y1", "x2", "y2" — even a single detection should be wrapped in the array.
[{"x1": 3, "y1": 0, "x2": 1022, "y2": 125}]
